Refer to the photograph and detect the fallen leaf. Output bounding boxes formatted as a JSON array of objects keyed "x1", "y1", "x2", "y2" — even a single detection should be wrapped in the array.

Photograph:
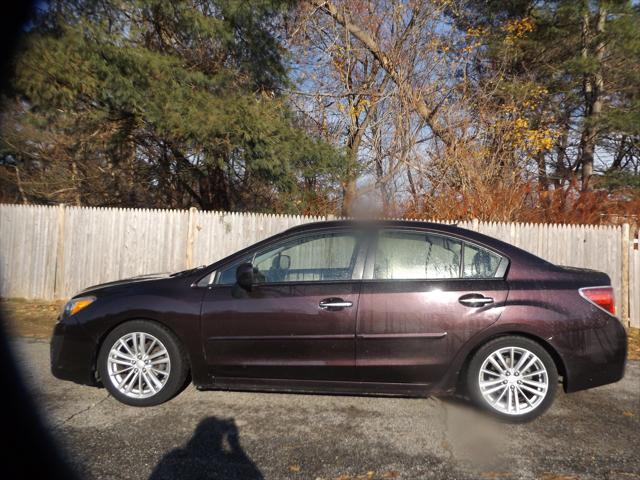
[
  {"x1": 606, "y1": 471, "x2": 640, "y2": 478},
  {"x1": 623, "y1": 411, "x2": 634, "y2": 417},
  {"x1": 381, "y1": 471, "x2": 400, "y2": 478},
  {"x1": 538, "y1": 474, "x2": 579, "y2": 480},
  {"x1": 289, "y1": 464, "x2": 301, "y2": 473}
]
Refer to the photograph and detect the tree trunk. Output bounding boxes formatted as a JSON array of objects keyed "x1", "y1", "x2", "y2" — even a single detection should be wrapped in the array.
[
  {"x1": 340, "y1": 94, "x2": 379, "y2": 216},
  {"x1": 406, "y1": 166, "x2": 418, "y2": 203},
  {"x1": 71, "y1": 159, "x2": 82, "y2": 206},
  {"x1": 578, "y1": 3, "x2": 606, "y2": 191},
  {"x1": 13, "y1": 165, "x2": 28, "y2": 204},
  {"x1": 535, "y1": 151, "x2": 547, "y2": 189},
  {"x1": 375, "y1": 159, "x2": 389, "y2": 213},
  {"x1": 608, "y1": 135, "x2": 628, "y2": 172},
  {"x1": 208, "y1": 164, "x2": 231, "y2": 211},
  {"x1": 341, "y1": 124, "x2": 360, "y2": 217},
  {"x1": 341, "y1": 175, "x2": 357, "y2": 217},
  {"x1": 553, "y1": 119, "x2": 570, "y2": 188}
]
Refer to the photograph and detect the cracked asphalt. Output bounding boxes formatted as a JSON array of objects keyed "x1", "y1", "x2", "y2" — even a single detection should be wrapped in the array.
[{"x1": 11, "y1": 338, "x2": 640, "y2": 480}]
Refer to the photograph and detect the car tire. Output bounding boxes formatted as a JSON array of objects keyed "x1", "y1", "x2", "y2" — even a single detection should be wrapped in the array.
[
  {"x1": 467, "y1": 336, "x2": 558, "y2": 422},
  {"x1": 97, "y1": 320, "x2": 189, "y2": 406}
]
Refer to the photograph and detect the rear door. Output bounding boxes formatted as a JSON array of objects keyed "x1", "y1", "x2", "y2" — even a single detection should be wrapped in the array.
[
  {"x1": 201, "y1": 229, "x2": 365, "y2": 382},
  {"x1": 356, "y1": 229, "x2": 509, "y2": 384}
]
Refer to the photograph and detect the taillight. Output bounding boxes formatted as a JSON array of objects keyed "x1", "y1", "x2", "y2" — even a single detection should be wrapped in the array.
[{"x1": 579, "y1": 286, "x2": 616, "y2": 316}]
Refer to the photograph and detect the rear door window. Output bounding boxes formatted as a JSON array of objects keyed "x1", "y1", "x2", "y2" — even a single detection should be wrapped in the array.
[
  {"x1": 373, "y1": 231, "x2": 462, "y2": 280},
  {"x1": 373, "y1": 230, "x2": 507, "y2": 280}
]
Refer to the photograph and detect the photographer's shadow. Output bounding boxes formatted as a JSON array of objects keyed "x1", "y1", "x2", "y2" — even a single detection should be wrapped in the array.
[{"x1": 149, "y1": 417, "x2": 263, "y2": 480}]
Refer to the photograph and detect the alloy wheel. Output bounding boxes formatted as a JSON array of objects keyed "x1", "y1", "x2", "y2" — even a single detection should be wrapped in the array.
[
  {"x1": 106, "y1": 332, "x2": 171, "y2": 399},
  {"x1": 478, "y1": 346, "x2": 549, "y2": 415}
]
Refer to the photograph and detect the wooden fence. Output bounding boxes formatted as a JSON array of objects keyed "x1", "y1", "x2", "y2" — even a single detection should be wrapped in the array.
[
  {"x1": 0, "y1": 203, "x2": 637, "y2": 328},
  {"x1": 631, "y1": 230, "x2": 640, "y2": 329}
]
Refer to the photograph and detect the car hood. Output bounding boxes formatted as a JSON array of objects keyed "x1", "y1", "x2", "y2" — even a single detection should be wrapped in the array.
[{"x1": 77, "y1": 272, "x2": 172, "y2": 295}]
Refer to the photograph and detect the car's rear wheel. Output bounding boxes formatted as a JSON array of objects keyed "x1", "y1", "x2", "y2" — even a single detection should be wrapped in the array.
[
  {"x1": 467, "y1": 336, "x2": 558, "y2": 422},
  {"x1": 98, "y1": 320, "x2": 189, "y2": 406}
]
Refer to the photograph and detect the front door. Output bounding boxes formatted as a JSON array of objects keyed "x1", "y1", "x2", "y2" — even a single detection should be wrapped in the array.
[
  {"x1": 356, "y1": 229, "x2": 510, "y2": 384},
  {"x1": 201, "y1": 229, "x2": 364, "y2": 382}
]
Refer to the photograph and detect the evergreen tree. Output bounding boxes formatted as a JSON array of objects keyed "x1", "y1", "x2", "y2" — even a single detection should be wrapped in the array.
[
  {"x1": 458, "y1": 0, "x2": 640, "y2": 190},
  {"x1": 0, "y1": 0, "x2": 342, "y2": 212}
]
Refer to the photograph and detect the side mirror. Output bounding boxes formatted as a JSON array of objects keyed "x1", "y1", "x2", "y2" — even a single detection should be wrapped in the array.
[{"x1": 235, "y1": 262, "x2": 255, "y2": 291}]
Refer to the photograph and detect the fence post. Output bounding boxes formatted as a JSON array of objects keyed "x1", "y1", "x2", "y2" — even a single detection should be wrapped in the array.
[
  {"x1": 621, "y1": 223, "x2": 630, "y2": 327},
  {"x1": 472, "y1": 218, "x2": 480, "y2": 232},
  {"x1": 53, "y1": 204, "x2": 66, "y2": 299},
  {"x1": 186, "y1": 207, "x2": 198, "y2": 269}
]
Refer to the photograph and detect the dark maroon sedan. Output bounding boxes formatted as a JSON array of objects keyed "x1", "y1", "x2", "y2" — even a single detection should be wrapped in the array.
[{"x1": 51, "y1": 220, "x2": 627, "y2": 421}]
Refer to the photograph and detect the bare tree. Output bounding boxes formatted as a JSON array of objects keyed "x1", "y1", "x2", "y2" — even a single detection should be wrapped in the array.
[{"x1": 291, "y1": 0, "x2": 467, "y2": 214}]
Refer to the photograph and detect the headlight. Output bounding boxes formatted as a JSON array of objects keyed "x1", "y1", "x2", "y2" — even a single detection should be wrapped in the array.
[{"x1": 63, "y1": 296, "x2": 96, "y2": 316}]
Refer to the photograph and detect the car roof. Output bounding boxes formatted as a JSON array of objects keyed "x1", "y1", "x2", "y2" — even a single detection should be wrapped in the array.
[{"x1": 284, "y1": 219, "x2": 480, "y2": 241}]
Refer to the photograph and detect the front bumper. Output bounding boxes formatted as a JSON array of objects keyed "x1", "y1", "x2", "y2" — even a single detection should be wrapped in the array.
[
  {"x1": 50, "y1": 319, "x2": 99, "y2": 386},
  {"x1": 553, "y1": 315, "x2": 627, "y2": 393}
]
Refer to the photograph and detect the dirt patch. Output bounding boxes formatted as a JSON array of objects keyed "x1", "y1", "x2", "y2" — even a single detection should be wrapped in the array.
[
  {"x1": 1, "y1": 298, "x2": 63, "y2": 339},
  {"x1": 1, "y1": 298, "x2": 640, "y2": 360},
  {"x1": 628, "y1": 327, "x2": 640, "y2": 361}
]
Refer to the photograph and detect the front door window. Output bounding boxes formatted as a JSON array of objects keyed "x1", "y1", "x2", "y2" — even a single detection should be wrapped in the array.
[{"x1": 217, "y1": 231, "x2": 361, "y2": 284}]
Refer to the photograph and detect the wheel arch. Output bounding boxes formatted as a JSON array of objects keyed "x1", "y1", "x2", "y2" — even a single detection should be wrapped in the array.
[
  {"x1": 456, "y1": 330, "x2": 568, "y2": 393},
  {"x1": 93, "y1": 316, "x2": 192, "y2": 384}
]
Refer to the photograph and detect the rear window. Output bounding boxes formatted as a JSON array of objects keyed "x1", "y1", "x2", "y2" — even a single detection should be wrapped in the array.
[
  {"x1": 463, "y1": 243, "x2": 503, "y2": 278},
  {"x1": 373, "y1": 230, "x2": 506, "y2": 280}
]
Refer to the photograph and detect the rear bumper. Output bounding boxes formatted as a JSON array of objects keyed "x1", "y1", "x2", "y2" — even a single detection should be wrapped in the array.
[
  {"x1": 552, "y1": 315, "x2": 627, "y2": 393},
  {"x1": 50, "y1": 319, "x2": 98, "y2": 386}
]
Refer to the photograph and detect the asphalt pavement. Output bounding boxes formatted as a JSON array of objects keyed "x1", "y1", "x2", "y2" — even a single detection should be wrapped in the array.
[{"x1": 10, "y1": 338, "x2": 640, "y2": 480}]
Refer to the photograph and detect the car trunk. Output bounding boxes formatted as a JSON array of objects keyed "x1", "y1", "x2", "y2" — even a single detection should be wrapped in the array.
[{"x1": 554, "y1": 265, "x2": 612, "y2": 287}]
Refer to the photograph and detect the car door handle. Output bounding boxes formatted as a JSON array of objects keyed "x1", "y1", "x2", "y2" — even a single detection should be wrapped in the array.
[
  {"x1": 319, "y1": 298, "x2": 353, "y2": 310},
  {"x1": 459, "y1": 294, "x2": 494, "y2": 307}
]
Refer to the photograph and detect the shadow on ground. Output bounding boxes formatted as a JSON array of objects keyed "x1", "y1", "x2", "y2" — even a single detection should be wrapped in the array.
[{"x1": 149, "y1": 417, "x2": 262, "y2": 480}]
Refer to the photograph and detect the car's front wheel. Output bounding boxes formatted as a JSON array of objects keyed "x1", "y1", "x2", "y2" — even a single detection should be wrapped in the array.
[
  {"x1": 97, "y1": 320, "x2": 189, "y2": 406},
  {"x1": 467, "y1": 336, "x2": 558, "y2": 422}
]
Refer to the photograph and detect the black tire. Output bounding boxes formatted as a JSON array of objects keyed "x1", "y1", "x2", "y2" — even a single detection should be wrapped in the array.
[
  {"x1": 467, "y1": 336, "x2": 558, "y2": 423},
  {"x1": 97, "y1": 320, "x2": 189, "y2": 406}
]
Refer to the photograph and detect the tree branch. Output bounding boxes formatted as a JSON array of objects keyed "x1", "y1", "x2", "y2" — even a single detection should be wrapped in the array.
[{"x1": 306, "y1": 0, "x2": 450, "y2": 145}]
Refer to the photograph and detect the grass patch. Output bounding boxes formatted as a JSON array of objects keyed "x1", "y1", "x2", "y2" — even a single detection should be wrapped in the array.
[
  {"x1": 1, "y1": 298, "x2": 640, "y2": 361},
  {"x1": 1, "y1": 298, "x2": 64, "y2": 339}
]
